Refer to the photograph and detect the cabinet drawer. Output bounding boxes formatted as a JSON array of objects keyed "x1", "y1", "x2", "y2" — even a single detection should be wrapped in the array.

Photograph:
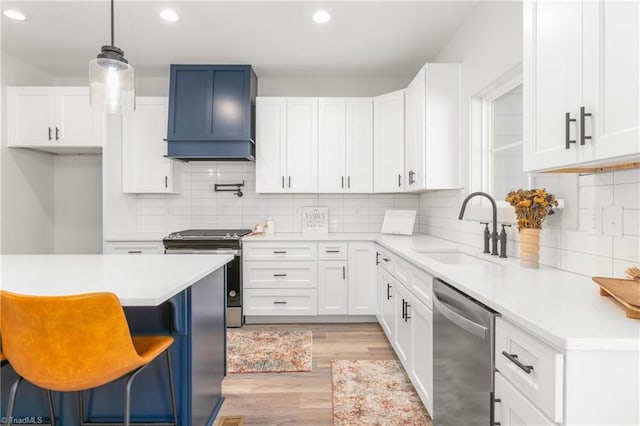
[
  {"x1": 494, "y1": 372, "x2": 555, "y2": 426},
  {"x1": 495, "y1": 318, "x2": 564, "y2": 423},
  {"x1": 243, "y1": 242, "x2": 317, "y2": 261},
  {"x1": 394, "y1": 255, "x2": 412, "y2": 285},
  {"x1": 243, "y1": 261, "x2": 317, "y2": 289},
  {"x1": 104, "y1": 241, "x2": 164, "y2": 254},
  {"x1": 244, "y1": 289, "x2": 318, "y2": 316},
  {"x1": 318, "y1": 242, "x2": 348, "y2": 260},
  {"x1": 377, "y1": 246, "x2": 396, "y2": 275}
]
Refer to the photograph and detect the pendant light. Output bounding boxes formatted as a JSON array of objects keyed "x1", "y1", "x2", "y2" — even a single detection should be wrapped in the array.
[{"x1": 89, "y1": 0, "x2": 134, "y2": 114}]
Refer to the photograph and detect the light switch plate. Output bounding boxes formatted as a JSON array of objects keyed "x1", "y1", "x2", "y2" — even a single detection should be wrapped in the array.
[{"x1": 603, "y1": 205, "x2": 623, "y2": 237}]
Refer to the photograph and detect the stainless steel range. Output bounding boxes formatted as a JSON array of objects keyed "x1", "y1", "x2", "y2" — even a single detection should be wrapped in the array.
[{"x1": 163, "y1": 229, "x2": 252, "y2": 328}]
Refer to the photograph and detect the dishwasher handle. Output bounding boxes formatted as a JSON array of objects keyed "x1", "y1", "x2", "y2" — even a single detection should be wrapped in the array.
[{"x1": 433, "y1": 292, "x2": 488, "y2": 340}]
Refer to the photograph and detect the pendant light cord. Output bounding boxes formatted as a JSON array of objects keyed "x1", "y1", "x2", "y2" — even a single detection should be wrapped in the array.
[{"x1": 111, "y1": 0, "x2": 115, "y2": 46}]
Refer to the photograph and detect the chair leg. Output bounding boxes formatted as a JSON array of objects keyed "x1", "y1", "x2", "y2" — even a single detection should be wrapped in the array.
[
  {"x1": 165, "y1": 349, "x2": 178, "y2": 426},
  {"x1": 123, "y1": 365, "x2": 147, "y2": 426},
  {"x1": 6, "y1": 376, "x2": 23, "y2": 426},
  {"x1": 46, "y1": 390, "x2": 56, "y2": 426},
  {"x1": 78, "y1": 390, "x2": 85, "y2": 426}
]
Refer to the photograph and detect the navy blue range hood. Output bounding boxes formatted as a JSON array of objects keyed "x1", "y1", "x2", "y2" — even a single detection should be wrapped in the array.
[{"x1": 166, "y1": 64, "x2": 257, "y2": 161}]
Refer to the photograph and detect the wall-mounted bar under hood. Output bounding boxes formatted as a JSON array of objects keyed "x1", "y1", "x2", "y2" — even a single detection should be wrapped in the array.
[{"x1": 166, "y1": 64, "x2": 257, "y2": 161}]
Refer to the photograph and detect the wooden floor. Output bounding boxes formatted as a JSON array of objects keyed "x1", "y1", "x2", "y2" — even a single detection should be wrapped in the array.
[{"x1": 216, "y1": 322, "x2": 397, "y2": 426}]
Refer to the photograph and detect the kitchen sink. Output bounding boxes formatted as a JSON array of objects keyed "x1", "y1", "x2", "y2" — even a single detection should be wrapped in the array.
[{"x1": 416, "y1": 250, "x2": 497, "y2": 265}]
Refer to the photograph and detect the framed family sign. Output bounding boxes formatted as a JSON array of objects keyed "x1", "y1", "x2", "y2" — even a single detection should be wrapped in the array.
[{"x1": 301, "y1": 207, "x2": 328, "y2": 233}]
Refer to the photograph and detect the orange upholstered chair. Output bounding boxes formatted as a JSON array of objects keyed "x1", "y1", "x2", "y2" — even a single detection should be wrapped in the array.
[{"x1": 0, "y1": 291, "x2": 177, "y2": 426}]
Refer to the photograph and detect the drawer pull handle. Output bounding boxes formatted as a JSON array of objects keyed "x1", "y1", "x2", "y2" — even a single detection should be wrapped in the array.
[
  {"x1": 127, "y1": 250, "x2": 143, "y2": 254},
  {"x1": 404, "y1": 301, "x2": 411, "y2": 322},
  {"x1": 273, "y1": 274, "x2": 287, "y2": 277},
  {"x1": 501, "y1": 351, "x2": 534, "y2": 374},
  {"x1": 382, "y1": 257, "x2": 390, "y2": 262},
  {"x1": 325, "y1": 250, "x2": 340, "y2": 253},
  {"x1": 273, "y1": 301, "x2": 287, "y2": 305},
  {"x1": 273, "y1": 251, "x2": 287, "y2": 254}
]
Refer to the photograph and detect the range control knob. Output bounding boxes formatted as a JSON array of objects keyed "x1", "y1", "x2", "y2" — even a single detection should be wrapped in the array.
[
  {"x1": 232, "y1": 233, "x2": 239, "y2": 239},
  {"x1": 224, "y1": 233, "x2": 232, "y2": 239}
]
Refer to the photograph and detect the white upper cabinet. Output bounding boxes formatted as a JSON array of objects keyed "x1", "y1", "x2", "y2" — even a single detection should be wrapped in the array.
[
  {"x1": 8, "y1": 87, "x2": 104, "y2": 153},
  {"x1": 122, "y1": 97, "x2": 181, "y2": 194},
  {"x1": 318, "y1": 98, "x2": 347, "y2": 192},
  {"x1": 318, "y1": 98, "x2": 373, "y2": 193},
  {"x1": 373, "y1": 90, "x2": 405, "y2": 193},
  {"x1": 256, "y1": 97, "x2": 318, "y2": 193},
  {"x1": 286, "y1": 98, "x2": 319, "y2": 193},
  {"x1": 405, "y1": 64, "x2": 461, "y2": 191},
  {"x1": 256, "y1": 97, "x2": 287, "y2": 193},
  {"x1": 582, "y1": 0, "x2": 639, "y2": 162},
  {"x1": 524, "y1": 0, "x2": 639, "y2": 172}
]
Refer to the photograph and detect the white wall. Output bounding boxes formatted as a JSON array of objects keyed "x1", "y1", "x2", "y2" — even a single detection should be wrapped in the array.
[
  {"x1": 53, "y1": 155, "x2": 103, "y2": 254},
  {"x1": 418, "y1": 0, "x2": 639, "y2": 277},
  {"x1": 1, "y1": 53, "x2": 55, "y2": 254}
]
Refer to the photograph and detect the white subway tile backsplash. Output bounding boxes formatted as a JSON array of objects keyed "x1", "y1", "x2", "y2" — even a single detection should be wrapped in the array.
[{"x1": 419, "y1": 175, "x2": 640, "y2": 277}]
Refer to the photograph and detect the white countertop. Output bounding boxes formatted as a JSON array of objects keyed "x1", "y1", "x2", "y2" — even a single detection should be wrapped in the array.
[
  {"x1": 244, "y1": 233, "x2": 640, "y2": 351},
  {"x1": 0, "y1": 254, "x2": 233, "y2": 306}
]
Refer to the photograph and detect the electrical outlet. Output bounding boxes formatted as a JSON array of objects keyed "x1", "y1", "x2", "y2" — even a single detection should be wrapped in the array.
[
  {"x1": 588, "y1": 207, "x2": 603, "y2": 235},
  {"x1": 603, "y1": 205, "x2": 623, "y2": 237}
]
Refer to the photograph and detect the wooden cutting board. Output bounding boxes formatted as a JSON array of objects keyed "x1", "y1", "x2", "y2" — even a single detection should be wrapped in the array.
[{"x1": 592, "y1": 277, "x2": 640, "y2": 319}]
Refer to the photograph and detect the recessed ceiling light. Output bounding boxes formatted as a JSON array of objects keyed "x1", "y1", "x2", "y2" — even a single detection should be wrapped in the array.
[
  {"x1": 160, "y1": 9, "x2": 179, "y2": 23},
  {"x1": 312, "y1": 10, "x2": 331, "y2": 24},
  {"x1": 3, "y1": 9, "x2": 26, "y2": 21}
]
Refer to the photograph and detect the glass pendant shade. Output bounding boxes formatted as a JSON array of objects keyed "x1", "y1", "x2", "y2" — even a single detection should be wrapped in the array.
[{"x1": 89, "y1": 51, "x2": 135, "y2": 114}]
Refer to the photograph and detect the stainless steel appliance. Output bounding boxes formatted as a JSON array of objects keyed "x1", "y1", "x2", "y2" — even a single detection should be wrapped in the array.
[
  {"x1": 433, "y1": 278, "x2": 500, "y2": 425},
  {"x1": 163, "y1": 229, "x2": 251, "y2": 328}
]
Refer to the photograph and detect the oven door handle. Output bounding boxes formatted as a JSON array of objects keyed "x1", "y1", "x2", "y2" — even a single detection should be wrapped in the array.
[
  {"x1": 433, "y1": 293, "x2": 488, "y2": 340},
  {"x1": 165, "y1": 249, "x2": 241, "y2": 256}
]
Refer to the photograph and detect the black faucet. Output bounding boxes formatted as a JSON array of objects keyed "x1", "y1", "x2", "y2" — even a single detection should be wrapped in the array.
[{"x1": 458, "y1": 192, "x2": 499, "y2": 256}]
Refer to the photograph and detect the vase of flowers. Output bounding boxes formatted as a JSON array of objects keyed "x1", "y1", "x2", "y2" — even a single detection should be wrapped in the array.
[{"x1": 505, "y1": 188, "x2": 559, "y2": 269}]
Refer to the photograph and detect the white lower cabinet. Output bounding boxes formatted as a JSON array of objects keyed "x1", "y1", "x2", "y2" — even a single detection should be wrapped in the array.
[
  {"x1": 347, "y1": 242, "x2": 377, "y2": 314},
  {"x1": 394, "y1": 282, "x2": 412, "y2": 366},
  {"x1": 409, "y1": 297, "x2": 433, "y2": 415},
  {"x1": 376, "y1": 244, "x2": 434, "y2": 415},
  {"x1": 494, "y1": 372, "x2": 555, "y2": 426},
  {"x1": 378, "y1": 268, "x2": 396, "y2": 338},
  {"x1": 242, "y1": 240, "x2": 376, "y2": 318},
  {"x1": 243, "y1": 289, "x2": 318, "y2": 316},
  {"x1": 318, "y1": 260, "x2": 348, "y2": 315}
]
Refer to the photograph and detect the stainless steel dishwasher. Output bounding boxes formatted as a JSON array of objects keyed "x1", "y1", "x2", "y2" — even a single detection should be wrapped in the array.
[{"x1": 433, "y1": 278, "x2": 500, "y2": 426}]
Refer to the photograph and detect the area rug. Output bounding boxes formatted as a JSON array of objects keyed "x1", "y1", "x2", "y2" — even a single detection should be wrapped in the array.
[
  {"x1": 227, "y1": 330, "x2": 312, "y2": 373},
  {"x1": 331, "y1": 360, "x2": 432, "y2": 425}
]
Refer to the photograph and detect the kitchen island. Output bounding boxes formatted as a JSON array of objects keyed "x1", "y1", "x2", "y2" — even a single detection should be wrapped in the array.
[{"x1": 0, "y1": 254, "x2": 233, "y2": 426}]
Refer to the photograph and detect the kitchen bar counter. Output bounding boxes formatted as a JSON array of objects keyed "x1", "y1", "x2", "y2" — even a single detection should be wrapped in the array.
[
  {"x1": 0, "y1": 254, "x2": 233, "y2": 425},
  {"x1": 244, "y1": 233, "x2": 640, "y2": 351}
]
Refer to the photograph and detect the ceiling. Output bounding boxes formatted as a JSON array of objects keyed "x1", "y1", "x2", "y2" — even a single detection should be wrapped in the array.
[{"x1": 1, "y1": 1, "x2": 477, "y2": 80}]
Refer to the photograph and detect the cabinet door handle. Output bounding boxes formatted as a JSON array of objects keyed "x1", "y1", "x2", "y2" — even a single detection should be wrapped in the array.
[
  {"x1": 341, "y1": 176, "x2": 344, "y2": 189},
  {"x1": 127, "y1": 250, "x2": 143, "y2": 254},
  {"x1": 501, "y1": 351, "x2": 534, "y2": 374},
  {"x1": 273, "y1": 301, "x2": 287, "y2": 305},
  {"x1": 376, "y1": 252, "x2": 380, "y2": 265},
  {"x1": 565, "y1": 112, "x2": 576, "y2": 149},
  {"x1": 347, "y1": 176, "x2": 351, "y2": 188},
  {"x1": 580, "y1": 106, "x2": 592, "y2": 146},
  {"x1": 401, "y1": 298, "x2": 406, "y2": 319},
  {"x1": 288, "y1": 176, "x2": 291, "y2": 188},
  {"x1": 48, "y1": 127, "x2": 52, "y2": 141},
  {"x1": 273, "y1": 250, "x2": 287, "y2": 254},
  {"x1": 325, "y1": 250, "x2": 340, "y2": 253},
  {"x1": 386, "y1": 283, "x2": 392, "y2": 300},
  {"x1": 282, "y1": 176, "x2": 285, "y2": 189},
  {"x1": 404, "y1": 301, "x2": 411, "y2": 322},
  {"x1": 273, "y1": 273, "x2": 287, "y2": 277},
  {"x1": 342, "y1": 266, "x2": 346, "y2": 280},
  {"x1": 55, "y1": 127, "x2": 60, "y2": 141},
  {"x1": 164, "y1": 176, "x2": 168, "y2": 188},
  {"x1": 398, "y1": 174, "x2": 402, "y2": 187}
]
